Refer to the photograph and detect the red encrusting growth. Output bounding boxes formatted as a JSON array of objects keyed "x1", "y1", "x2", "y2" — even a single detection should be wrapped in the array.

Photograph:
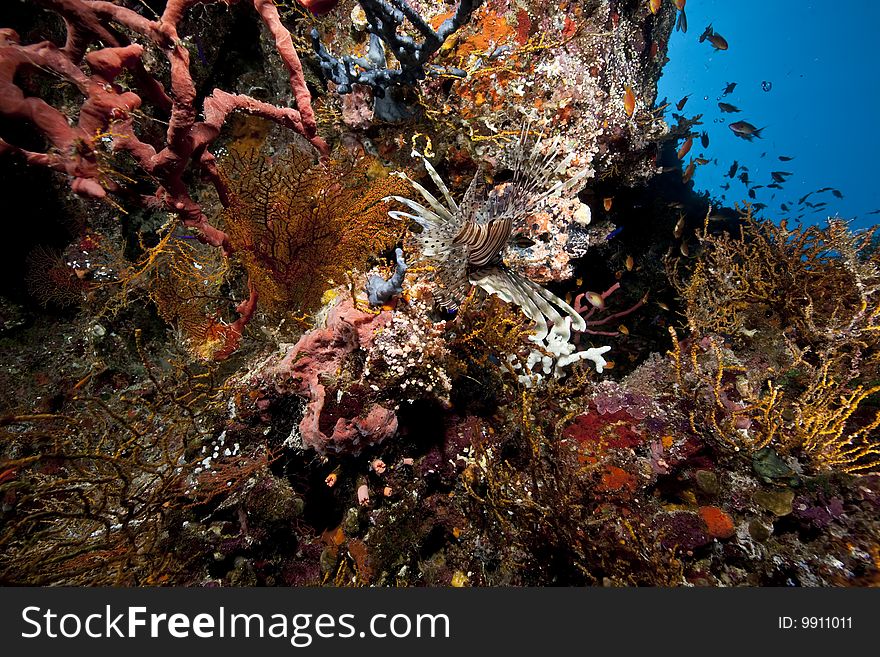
[
  {"x1": 0, "y1": 0, "x2": 328, "y2": 240},
  {"x1": 0, "y1": 0, "x2": 331, "y2": 359}
]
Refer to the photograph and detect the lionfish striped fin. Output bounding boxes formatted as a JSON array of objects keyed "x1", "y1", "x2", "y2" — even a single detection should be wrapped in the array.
[
  {"x1": 470, "y1": 265, "x2": 587, "y2": 341},
  {"x1": 390, "y1": 171, "x2": 455, "y2": 223},
  {"x1": 493, "y1": 124, "x2": 591, "y2": 224},
  {"x1": 453, "y1": 216, "x2": 513, "y2": 267},
  {"x1": 414, "y1": 150, "x2": 459, "y2": 214}
]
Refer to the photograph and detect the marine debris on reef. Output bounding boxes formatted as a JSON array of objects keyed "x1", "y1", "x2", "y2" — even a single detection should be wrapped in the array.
[{"x1": 0, "y1": 0, "x2": 878, "y2": 589}]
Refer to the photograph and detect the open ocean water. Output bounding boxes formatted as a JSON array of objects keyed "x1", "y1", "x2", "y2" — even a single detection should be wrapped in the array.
[{"x1": 658, "y1": 0, "x2": 880, "y2": 228}]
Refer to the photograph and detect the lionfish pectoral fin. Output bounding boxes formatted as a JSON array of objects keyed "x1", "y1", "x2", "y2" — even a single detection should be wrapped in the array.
[
  {"x1": 470, "y1": 267, "x2": 551, "y2": 344},
  {"x1": 385, "y1": 195, "x2": 447, "y2": 227},
  {"x1": 391, "y1": 171, "x2": 456, "y2": 222},
  {"x1": 410, "y1": 150, "x2": 459, "y2": 214}
]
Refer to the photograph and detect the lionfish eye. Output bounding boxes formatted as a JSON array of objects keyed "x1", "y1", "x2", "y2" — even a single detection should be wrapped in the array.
[{"x1": 512, "y1": 233, "x2": 537, "y2": 248}]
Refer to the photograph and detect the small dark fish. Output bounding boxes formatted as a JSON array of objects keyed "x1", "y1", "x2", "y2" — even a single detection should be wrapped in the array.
[
  {"x1": 760, "y1": 152, "x2": 767, "y2": 158},
  {"x1": 816, "y1": 187, "x2": 833, "y2": 193},
  {"x1": 767, "y1": 183, "x2": 783, "y2": 189},
  {"x1": 699, "y1": 24, "x2": 714, "y2": 43},
  {"x1": 781, "y1": 203, "x2": 790, "y2": 212},
  {"x1": 720, "y1": 182, "x2": 730, "y2": 190},
  {"x1": 729, "y1": 121, "x2": 764, "y2": 140},
  {"x1": 798, "y1": 192, "x2": 813, "y2": 204},
  {"x1": 707, "y1": 32, "x2": 729, "y2": 50},
  {"x1": 721, "y1": 82, "x2": 737, "y2": 96},
  {"x1": 700, "y1": 131, "x2": 709, "y2": 148},
  {"x1": 718, "y1": 102, "x2": 741, "y2": 113},
  {"x1": 748, "y1": 188, "x2": 756, "y2": 199},
  {"x1": 727, "y1": 161, "x2": 738, "y2": 178},
  {"x1": 753, "y1": 203, "x2": 767, "y2": 211},
  {"x1": 676, "y1": 94, "x2": 691, "y2": 111},
  {"x1": 814, "y1": 201, "x2": 828, "y2": 208},
  {"x1": 778, "y1": 155, "x2": 795, "y2": 161},
  {"x1": 832, "y1": 189, "x2": 844, "y2": 199},
  {"x1": 770, "y1": 171, "x2": 791, "y2": 183},
  {"x1": 676, "y1": 8, "x2": 688, "y2": 33},
  {"x1": 738, "y1": 171, "x2": 750, "y2": 184},
  {"x1": 761, "y1": 80, "x2": 772, "y2": 92},
  {"x1": 752, "y1": 184, "x2": 765, "y2": 189},
  {"x1": 867, "y1": 209, "x2": 880, "y2": 215}
]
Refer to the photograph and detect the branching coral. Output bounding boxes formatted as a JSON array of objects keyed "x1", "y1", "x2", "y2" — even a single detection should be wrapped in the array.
[
  {"x1": 670, "y1": 213, "x2": 880, "y2": 352},
  {"x1": 668, "y1": 214, "x2": 880, "y2": 473},
  {"x1": 748, "y1": 357, "x2": 880, "y2": 473},
  {"x1": 311, "y1": 0, "x2": 482, "y2": 95},
  {"x1": 572, "y1": 282, "x2": 648, "y2": 338},
  {"x1": 0, "y1": 339, "x2": 225, "y2": 585}
]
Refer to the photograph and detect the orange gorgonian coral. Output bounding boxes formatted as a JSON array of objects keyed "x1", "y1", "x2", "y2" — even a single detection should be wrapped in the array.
[{"x1": 221, "y1": 147, "x2": 408, "y2": 320}]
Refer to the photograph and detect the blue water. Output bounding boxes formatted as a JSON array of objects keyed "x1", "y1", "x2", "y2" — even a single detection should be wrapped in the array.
[{"x1": 658, "y1": 0, "x2": 880, "y2": 229}]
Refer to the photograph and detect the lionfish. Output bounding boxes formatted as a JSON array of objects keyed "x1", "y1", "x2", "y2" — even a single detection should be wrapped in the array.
[{"x1": 386, "y1": 127, "x2": 611, "y2": 376}]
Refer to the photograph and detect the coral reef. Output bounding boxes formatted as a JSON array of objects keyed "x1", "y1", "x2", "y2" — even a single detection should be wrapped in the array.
[
  {"x1": 0, "y1": 0, "x2": 327, "y2": 243},
  {"x1": 221, "y1": 144, "x2": 407, "y2": 320},
  {"x1": 0, "y1": 0, "x2": 877, "y2": 589}
]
